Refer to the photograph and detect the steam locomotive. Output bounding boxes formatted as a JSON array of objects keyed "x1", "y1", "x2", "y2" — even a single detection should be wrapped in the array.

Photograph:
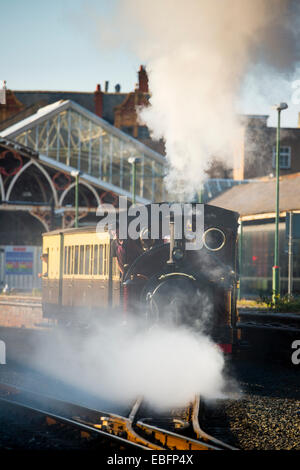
[{"x1": 41, "y1": 203, "x2": 240, "y2": 353}]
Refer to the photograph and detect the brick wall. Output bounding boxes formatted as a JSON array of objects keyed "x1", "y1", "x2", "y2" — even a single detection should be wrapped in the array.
[{"x1": 0, "y1": 296, "x2": 44, "y2": 329}]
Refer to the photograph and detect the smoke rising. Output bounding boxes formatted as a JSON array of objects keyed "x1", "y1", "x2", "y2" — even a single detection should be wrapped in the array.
[
  {"x1": 97, "y1": 0, "x2": 300, "y2": 193},
  {"x1": 31, "y1": 313, "x2": 228, "y2": 410}
]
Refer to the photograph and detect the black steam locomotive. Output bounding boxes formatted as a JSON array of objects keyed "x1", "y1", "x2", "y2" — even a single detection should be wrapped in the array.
[{"x1": 42, "y1": 203, "x2": 239, "y2": 353}]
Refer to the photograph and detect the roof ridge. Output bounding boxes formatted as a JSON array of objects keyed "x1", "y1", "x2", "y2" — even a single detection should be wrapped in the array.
[
  {"x1": 13, "y1": 90, "x2": 129, "y2": 95},
  {"x1": 0, "y1": 99, "x2": 165, "y2": 162},
  {"x1": 14, "y1": 90, "x2": 94, "y2": 94}
]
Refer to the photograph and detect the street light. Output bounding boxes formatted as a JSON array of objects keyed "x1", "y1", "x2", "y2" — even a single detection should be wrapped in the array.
[
  {"x1": 71, "y1": 170, "x2": 80, "y2": 228},
  {"x1": 128, "y1": 157, "x2": 140, "y2": 205},
  {"x1": 272, "y1": 102, "x2": 288, "y2": 305}
]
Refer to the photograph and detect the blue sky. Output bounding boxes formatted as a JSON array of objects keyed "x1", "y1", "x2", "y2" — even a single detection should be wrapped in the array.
[
  {"x1": 1, "y1": 0, "x2": 140, "y2": 93},
  {"x1": 1, "y1": 0, "x2": 299, "y2": 127}
]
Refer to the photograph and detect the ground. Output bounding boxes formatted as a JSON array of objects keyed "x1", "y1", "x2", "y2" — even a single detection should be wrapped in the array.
[
  {"x1": 0, "y1": 325, "x2": 299, "y2": 450},
  {"x1": 224, "y1": 356, "x2": 300, "y2": 450}
]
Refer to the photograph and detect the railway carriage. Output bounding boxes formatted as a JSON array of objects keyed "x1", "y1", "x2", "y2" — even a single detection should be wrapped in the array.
[
  {"x1": 42, "y1": 227, "x2": 121, "y2": 321},
  {"x1": 41, "y1": 203, "x2": 240, "y2": 352}
]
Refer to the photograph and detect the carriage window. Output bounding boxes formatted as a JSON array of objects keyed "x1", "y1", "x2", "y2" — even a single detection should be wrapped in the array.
[
  {"x1": 69, "y1": 246, "x2": 72, "y2": 274},
  {"x1": 67, "y1": 247, "x2": 71, "y2": 274},
  {"x1": 79, "y1": 246, "x2": 84, "y2": 275},
  {"x1": 64, "y1": 247, "x2": 67, "y2": 274},
  {"x1": 93, "y1": 245, "x2": 98, "y2": 274},
  {"x1": 85, "y1": 245, "x2": 90, "y2": 274},
  {"x1": 69, "y1": 246, "x2": 73, "y2": 274},
  {"x1": 74, "y1": 246, "x2": 79, "y2": 275},
  {"x1": 90, "y1": 245, "x2": 94, "y2": 275},
  {"x1": 104, "y1": 245, "x2": 108, "y2": 275},
  {"x1": 98, "y1": 245, "x2": 103, "y2": 275}
]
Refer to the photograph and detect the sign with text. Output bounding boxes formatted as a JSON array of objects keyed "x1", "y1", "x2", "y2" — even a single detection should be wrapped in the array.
[{"x1": 5, "y1": 247, "x2": 33, "y2": 275}]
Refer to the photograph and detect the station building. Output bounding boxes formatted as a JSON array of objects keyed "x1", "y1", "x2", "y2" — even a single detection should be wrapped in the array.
[
  {"x1": 3, "y1": 65, "x2": 300, "y2": 293},
  {"x1": 210, "y1": 173, "x2": 300, "y2": 297},
  {"x1": 0, "y1": 98, "x2": 166, "y2": 291},
  {"x1": 234, "y1": 114, "x2": 300, "y2": 180}
]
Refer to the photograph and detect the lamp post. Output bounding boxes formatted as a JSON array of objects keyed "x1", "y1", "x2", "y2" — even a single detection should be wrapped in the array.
[
  {"x1": 238, "y1": 219, "x2": 243, "y2": 300},
  {"x1": 272, "y1": 102, "x2": 288, "y2": 305},
  {"x1": 128, "y1": 157, "x2": 140, "y2": 205},
  {"x1": 197, "y1": 185, "x2": 203, "y2": 203},
  {"x1": 71, "y1": 170, "x2": 80, "y2": 228}
]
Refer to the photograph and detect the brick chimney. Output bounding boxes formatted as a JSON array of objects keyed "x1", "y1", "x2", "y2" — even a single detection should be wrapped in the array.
[
  {"x1": 94, "y1": 84, "x2": 103, "y2": 118},
  {"x1": 138, "y1": 65, "x2": 149, "y2": 93}
]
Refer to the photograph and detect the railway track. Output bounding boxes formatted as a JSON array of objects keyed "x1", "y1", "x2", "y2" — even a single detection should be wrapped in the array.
[
  {"x1": 0, "y1": 383, "x2": 147, "y2": 450},
  {"x1": 0, "y1": 383, "x2": 237, "y2": 450},
  {"x1": 238, "y1": 310, "x2": 300, "y2": 334}
]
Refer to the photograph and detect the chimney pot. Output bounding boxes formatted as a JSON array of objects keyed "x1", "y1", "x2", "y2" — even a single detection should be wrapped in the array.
[
  {"x1": 138, "y1": 65, "x2": 149, "y2": 93},
  {"x1": 94, "y1": 83, "x2": 103, "y2": 118}
]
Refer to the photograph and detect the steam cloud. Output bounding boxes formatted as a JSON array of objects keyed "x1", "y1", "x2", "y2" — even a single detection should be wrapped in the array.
[
  {"x1": 32, "y1": 314, "x2": 227, "y2": 410},
  {"x1": 98, "y1": 0, "x2": 300, "y2": 193}
]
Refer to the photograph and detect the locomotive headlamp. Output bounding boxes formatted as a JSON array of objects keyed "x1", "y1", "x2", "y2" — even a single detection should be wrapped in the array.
[
  {"x1": 203, "y1": 228, "x2": 226, "y2": 251},
  {"x1": 172, "y1": 247, "x2": 184, "y2": 261}
]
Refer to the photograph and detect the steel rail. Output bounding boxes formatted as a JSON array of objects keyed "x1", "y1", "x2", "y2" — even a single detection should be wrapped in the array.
[
  {"x1": 127, "y1": 397, "x2": 226, "y2": 450},
  {"x1": 91, "y1": 395, "x2": 233, "y2": 450},
  {"x1": 135, "y1": 420, "x2": 218, "y2": 450},
  {"x1": 94, "y1": 396, "x2": 164, "y2": 450},
  {"x1": 0, "y1": 383, "x2": 237, "y2": 451},
  {"x1": 237, "y1": 321, "x2": 300, "y2": 333},
  {"x1": 192, "y1": 395, "x2": 238, "y2": 450},
  {"x1": 108, "y1": 396, "x2": 222, "y2": 450},
  {"x1": 0, "y1": 382, "x2": 148, "y2": 450}
]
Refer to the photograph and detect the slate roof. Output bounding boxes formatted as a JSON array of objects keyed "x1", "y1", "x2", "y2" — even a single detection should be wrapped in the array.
[
  {"x1": 102, "y1": 93, "x2": 129, "y2": 123},
  {"x1": 202, "y1": 179, "x2": 251, "y2": 203},
  {"x1": 209, "y1": 173, "x2": 300, "y2": 217},
  {"x1": 14, "y1": 91, "x2": 128, "y2": 124}
]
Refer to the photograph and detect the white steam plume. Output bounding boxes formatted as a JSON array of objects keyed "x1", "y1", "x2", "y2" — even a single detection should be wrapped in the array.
[
  {"x1": 31, "y1": 314, "x2": 227, "y2": 410},
  {"x1": 98, "y1": 0, "x2": 300, "y2": 193}
]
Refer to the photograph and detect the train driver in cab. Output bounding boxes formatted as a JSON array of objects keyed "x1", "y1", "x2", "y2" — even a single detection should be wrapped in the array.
[{"x1": 111, "y1": 223, "x2": 143, "y2": 275}]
